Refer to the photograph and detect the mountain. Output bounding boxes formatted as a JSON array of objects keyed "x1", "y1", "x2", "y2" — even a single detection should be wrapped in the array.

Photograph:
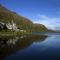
[{"x1": 0, "y1": 4, "x2": 48, "y2": 32}]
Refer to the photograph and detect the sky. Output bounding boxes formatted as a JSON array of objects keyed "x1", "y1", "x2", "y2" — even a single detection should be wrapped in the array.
[{"x1": 0, "y1": 0, "x2": 60, "y2": 30}]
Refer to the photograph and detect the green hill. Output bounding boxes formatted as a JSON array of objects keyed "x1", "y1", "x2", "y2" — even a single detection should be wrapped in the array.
[
  {"x1": 0, "y1": 4, "x2": 48, "y2": 32},
  {"x1": 32, "y1": 24, "x2": 48, "y2": 32}
]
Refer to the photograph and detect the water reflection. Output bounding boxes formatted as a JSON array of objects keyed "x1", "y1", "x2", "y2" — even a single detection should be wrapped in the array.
[{"x1": 0, "y1": 35, "x2": 47, "y2": 60}]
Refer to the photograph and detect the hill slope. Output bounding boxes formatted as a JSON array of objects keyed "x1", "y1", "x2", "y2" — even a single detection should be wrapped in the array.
[{"x1": 0, "y1": 4, "x2": 48, "y2": 32}]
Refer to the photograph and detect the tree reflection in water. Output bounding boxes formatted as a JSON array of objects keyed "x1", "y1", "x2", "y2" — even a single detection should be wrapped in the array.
[{"x1": 0, "y1": 35, "x2": 47, "y2": 60}]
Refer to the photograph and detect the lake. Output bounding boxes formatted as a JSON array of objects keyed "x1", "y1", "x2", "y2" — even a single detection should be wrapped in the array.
[{"x1": 0, "y1": 33, "x2": 60, "y2": 60}]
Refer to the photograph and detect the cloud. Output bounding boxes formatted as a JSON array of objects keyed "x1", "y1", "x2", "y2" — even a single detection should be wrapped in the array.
[
  {"x1": 56, "y1": 11, "x2": 60, "y2": 15},
  {"x1": 33, "y1": 14, "x2": 60, "y2": 30},
  {"x1": 37, "y1": 14, "x2": 48, "y2": 19}
]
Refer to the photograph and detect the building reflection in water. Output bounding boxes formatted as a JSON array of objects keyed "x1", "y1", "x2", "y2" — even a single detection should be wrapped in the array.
[{"x1": 0, "y1": 35, "x2": 47, "y2": 60}]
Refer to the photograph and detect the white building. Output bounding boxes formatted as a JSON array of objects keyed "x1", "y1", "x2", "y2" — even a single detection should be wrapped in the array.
[{"x1": 6, "y1": 21, "x2": 17, "y2": 31}]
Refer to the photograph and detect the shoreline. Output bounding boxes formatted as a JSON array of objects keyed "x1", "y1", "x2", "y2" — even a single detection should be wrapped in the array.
[{"x1": 0, "y1": 31, "x2": 32, "y2": 37}]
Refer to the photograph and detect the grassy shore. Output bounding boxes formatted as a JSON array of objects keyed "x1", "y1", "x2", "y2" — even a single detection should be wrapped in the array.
[{"x1": 0, "y1": 31, "x2": 32, "y2": 37}]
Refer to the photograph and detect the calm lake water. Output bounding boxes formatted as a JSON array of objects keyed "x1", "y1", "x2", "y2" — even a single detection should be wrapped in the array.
[{"x1": 0, "y1": 33, "x2": 60, "y2": 60}]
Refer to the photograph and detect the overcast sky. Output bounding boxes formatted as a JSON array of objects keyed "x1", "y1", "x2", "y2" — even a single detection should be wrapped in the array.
[{"x1": 0, "y1": 0, "x2": 60, "y2": 29}]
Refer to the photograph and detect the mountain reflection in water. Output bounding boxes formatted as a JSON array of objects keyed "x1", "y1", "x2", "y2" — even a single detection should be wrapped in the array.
[{"x1": 0, "y1": 35, "x2": 47, "y2": 60}]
